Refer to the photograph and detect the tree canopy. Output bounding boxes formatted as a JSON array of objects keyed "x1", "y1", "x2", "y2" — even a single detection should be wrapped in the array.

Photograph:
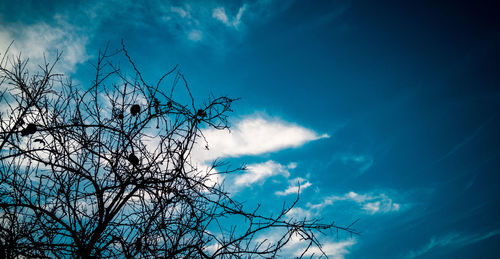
[{"x1": 0, "y1": 43, "x2": 358, "y2": 258}]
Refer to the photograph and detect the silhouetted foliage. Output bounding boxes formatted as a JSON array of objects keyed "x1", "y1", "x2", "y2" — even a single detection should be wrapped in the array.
[
  {"x1": 20, "y1": 123, "x2": 36, "y2": 136},
  {"x1": 130, "y1": 104, "x2": 141, "y2": 116},
  {"x1": 0, "y1": 42, "x2": 358, "y2": 258}
]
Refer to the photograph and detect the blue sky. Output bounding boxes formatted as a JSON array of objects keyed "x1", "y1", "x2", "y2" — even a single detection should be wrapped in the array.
[{"x1": 1, "y1": 0, "x2": 500, "y2": 258}]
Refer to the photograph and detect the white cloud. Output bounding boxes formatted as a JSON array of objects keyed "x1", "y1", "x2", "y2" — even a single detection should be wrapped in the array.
[
  {"x1": 212, "y1": 7, "x2": 230, "y2": 25},
  {"x1": 0, "y1": 0, "x2": 295, "y2": 64},
  {"x1": 275, "y1": 177, "x2": 312, "y2": 196},
  {"x1": 296, "y1": 239, "x2": 356, "y2": 259},
  {"x1": 157, "y1": 2, "x2": 248, "y2": 45},
  {"x1": 287, "y1": 162, "x2": 297, "y2": 169},
  {"x1": 285, "y1": 207, "x2": 312, "y2": 219},
  {"x1": 257, "y1": 231, "x2": 356, "y2": 259},
  {"x1": 188, "y1": 29, "x2": 203, "y2": 41},
  {"x1": 0, "y1": 20, "x2": 89, "y2": 74},
  {"x1": 193, "y1": 115, "x2": 329, "y2": 162},
  {"x1": 171, "y1": 6, "x2": 190, "y2": 18},
  {"x1": 337, "y1": 153, "x2": 374, "y2": 175},
  {"x1": 154, "y1": 0, "x2": 294, "y2": 49},
  {"x1": 234, "y1": 160, "x2": 290, "y2": 186},
  {"x1": 190, "y1": 115, "x2": 327, "y2": 190},
  {"x1": 212, "y1": 5, "x2": 247, "y2": 29},
  {"x1": 0, "y1": 1, "x2": 137, "y2": 74},
  {"x1": 234, "y1": 5, "x2": 247, "y2": 28},
  {"x1": 307, "y1": 191, "x2": 402, "y2": 215},
  {"x1": 406, "y1": 230, "x2": 500, "y2": 258}
]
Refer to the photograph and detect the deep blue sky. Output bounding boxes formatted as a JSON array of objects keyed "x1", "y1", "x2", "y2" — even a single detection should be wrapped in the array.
[{"x1": 1, "y1": 0, "x2": 500, "y2": 258}]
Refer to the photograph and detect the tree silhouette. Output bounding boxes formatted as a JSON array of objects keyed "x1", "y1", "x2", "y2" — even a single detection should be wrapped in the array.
[{"x1": 0, "y1": 43, "x2": 358, "y2": 258}]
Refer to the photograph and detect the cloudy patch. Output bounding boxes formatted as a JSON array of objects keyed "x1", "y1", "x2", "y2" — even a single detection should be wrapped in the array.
[
  {"x1": 193, "y1": 115, "x2": 329, "y2": 162},
  {"x1": 189, "y1": 115, "x2": 328, "y2": 190},
  {"x1": 327, "y1": 153, "x2": 374, "y2": 176},
  {"x1": 0, "y1": 19, "x2": 89, "y2": 74},
  {"x1": 296, "y1": 239, "x2": 356, "y2": 259},
  {"x1": 212, "y1": 5, "x2": 247, "y2": 29},
  {"x1": 285, "y1": 207, "x2": 313, "y2": 219},
  {"x1": 234, "y1": 160, "x2": 291, "y2": 187},
  {"x1": 307, "y1": 191, "x2": 402, "y2": 215},
  {"x1": 275, "y1": 177, "x2": 312, "y2": 196},
  {"x1": 256, "y1": 231, "x2": 356, "y2": 259},
  {"x1": 406, "y1": 230, "x2": 500, "y2": 258},
  {"x1": 340, "y1": 153, "x2": 374, "y2": 174},
  {"x1": 187, "y1": 29, "x2": 203, "y2": 41}
]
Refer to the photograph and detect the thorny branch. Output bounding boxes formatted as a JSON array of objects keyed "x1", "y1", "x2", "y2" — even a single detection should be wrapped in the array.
[{"x1": 0, "y1": 45, "x2": 358, "y2": 258}]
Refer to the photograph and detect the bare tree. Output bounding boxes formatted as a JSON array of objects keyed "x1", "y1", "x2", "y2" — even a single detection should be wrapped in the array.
[{"x1": 0, "y1": 43, "x2": 358, "y2": 258}]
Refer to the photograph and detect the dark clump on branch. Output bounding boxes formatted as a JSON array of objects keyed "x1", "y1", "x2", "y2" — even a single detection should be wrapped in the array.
[
  {"x1": 21, "y1": 123, "x2": 37, "y2": 136},
  {"x1": 130, "y1": 104, "x2": 140, "y2": 116},
  {"x1": 135, "y1": 238, "x2": 142, "y2": 251},
  {"x1": 153, "y1": 98, "x2": 160, "y2": 113},
  {"x1": 127, "y1": 153, "x2": 139, "y2": 166},
  {"x1": 196, "y1": 109, "x2": 207, "y2": 118}
]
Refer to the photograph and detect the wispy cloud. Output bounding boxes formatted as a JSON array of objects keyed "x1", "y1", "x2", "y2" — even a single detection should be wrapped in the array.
[
  {"x1": 296, "y1": 239, "x2": 356, "y2": 259},
  {"x1": 234, "y1": 160, "x2": 292, "y2": 187},
  {"x1": 153, "y1": 0, "x2": 295, "y2": 50},
  {"x1": 285, "y1": 207, "x2": 313, "y2": 219},
  {"x1": 157, "y1": 2, "x2": 248, "y2": 46},
  {"x1": 170, "y1": 6, "x2": 190, "y2": 18},
  {"x1": 212, "y1": 5, "x2": 247, "y2": 29},
  {"x1": 193, "y1": 115, "x2": 329, "y2": 162},
  {"x1": 307, "y1": 191, "x2": 402, "y2": 215},
  {"x1": 328, "y1": 153, "x2": 374, "y2": 176},
  {"x1": 190, "y1": 115, "x2": 327, "y2": 189},
  {"x1": 406, "y1": 230, "x2": 500, "y2": 258},
  {"x1": 0, "y1": 0, "x2": 132, "y2": 74},
  {"x1": 256, "y1": 231, "x2": 356, "y2": 259},
  {"x1": 0, "y1": 18, "x2": 89, "y2": 73},
  {"x1": 275, "y1": 177, "x2": 312, "y2": 196},
  {"x1": 283, "y1": 190, "x2": 403, "y2": 225},
  {"x1": 437, "y1": 113, "x2": 497, "y2": 162},
  {"x1": 1, "y1": 0, "x2": 297, "y2": 62},
  {"x1": 340, "y1": 153, "x2": 374, "y2": 174},
  {"x1": 256, "y1": 230, "x2": 356, "y2": 259}
]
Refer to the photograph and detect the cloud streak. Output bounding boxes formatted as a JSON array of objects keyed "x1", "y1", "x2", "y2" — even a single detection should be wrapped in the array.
[
  {"x1": 193, "y1": 115, "x2": 328, "y2": 162},
  {"x1": 437, "y1": 113, "x2": 497, "y2": 162},
  {"x1": 234, "y1": 160, "x2": 292, "y2": 186},
  {"x1": 307, "y1": 191, "x2": 402, "y2": 215},
  {"x1": 339, "y1": 153, "x2": 374, "y2": 175},
  {"x1": 0, "y1": 18, "x2": 89, "y2": 74},
  {"x1": 406, "y1": 230, "x2": 500, "y2": 258},
  {"x1": 189, "y1": 115, "x2": 328, "y2": 190},
  {"x1": 256, "y1": 231, "x2": 356, "y2": 259},
  {"x1": 153, "y1": 0, "x2": 296, "y2": 51},
  {"x1": 212, "y1": 5, "x2": 247, "y2": 29},
  {"x1": 275, "y1": 177, "x2": 312, "y2": 196}
]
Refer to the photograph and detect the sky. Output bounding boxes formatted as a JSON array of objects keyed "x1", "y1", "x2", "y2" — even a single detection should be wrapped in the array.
[{"x1": 1, "y1": 0, "x2": 500, "y2": 258}]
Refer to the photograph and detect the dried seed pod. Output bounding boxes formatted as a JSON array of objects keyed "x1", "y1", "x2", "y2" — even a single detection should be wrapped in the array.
[
  {"x1": 127, "y1": 153, "x2": 139, "y2": 166},
  {"x1": 21, "y1": 123, "x2": 37, "y2": 136},
  {"x1": 135, "y1": 238, "x2": 142, "y2": 251},
  {"x1": 113, "y1": 109, "x2": 124, "y2": 120},
  {"x1": 153, "y1": 98, "x2": 160, "y2": 113},
  {"x1": 130, "y1": 104, "x2": 141, "y2": 116},
  {"x1": 196, "y1": 109, "x2": 207, "y2": 118}
]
